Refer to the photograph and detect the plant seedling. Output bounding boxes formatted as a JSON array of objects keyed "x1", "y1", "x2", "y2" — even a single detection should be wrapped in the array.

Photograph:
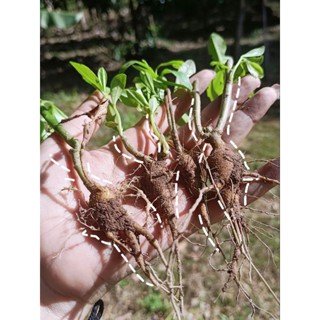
[
  {"x1": 190, "y1": 34, "x2": 280, "y2": 304},
  {"x1": 117, "y1": 59, "x2": 197, "y2": 317}
]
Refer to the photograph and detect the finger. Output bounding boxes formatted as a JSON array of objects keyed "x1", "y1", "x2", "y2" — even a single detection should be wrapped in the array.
[
  {"x1": 223, "y1": 84, "x2": 280, "y2": 146},
  {"x1": 245, "y1": 158, "x2": 280, "y2": 205},
  {"x1": 62, "y1": 90, "x2": 107, "y2": 141},
  {"x1": 181, "y1": 75, "x2": 261, "y2": 149}
]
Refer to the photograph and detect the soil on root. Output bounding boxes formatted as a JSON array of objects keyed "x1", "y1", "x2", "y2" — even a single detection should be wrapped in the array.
[
  {"x1": 176, "y1": 152, "x2": 202, "y2": 196},
  {"x1": 84, "y1": 191, "x2": 135, "y2": 233},
  {"x1": 137, "y1": 155, "x2": 185, "y2": 316},
  {"x1": 206, "y1": 145, "x2": 243, "y2": 208},
  {"x1": 140, "y1": 156, "x2": 178, "y2": 238},
  {"x1": 77, "y1": 186, "x2": 169, "y2": 289}
]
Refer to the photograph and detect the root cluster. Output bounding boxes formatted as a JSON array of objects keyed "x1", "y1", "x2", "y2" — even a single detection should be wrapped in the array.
[{"x1": 69, "y1": 88, "x2": 279, "y2": 319}]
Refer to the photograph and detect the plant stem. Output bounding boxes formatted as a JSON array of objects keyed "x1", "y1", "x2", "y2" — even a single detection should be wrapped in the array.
[
  {"x1": 165, "y1": 88, "x2": 183, "y2": 154},
  {"x1": 207, "y1": 57, "x2": 246, "y2": 149},
  {"x1": 120, "y1": 133, "x2": 147, "y2": 161},
  {"x1": 192, "y1": 79, "x2": 204, "y2": 136},
  {"x1": 214, "y1": 58, "x2": 234, "y2": 135},
  {"x1": 149, "y1": 111, "x2": 170, "y2": 155},
  {"x1": 111, "y1": 102, "x2": 148, "y2": 161},
  {"x1": 40, "y1": 110, "x2": 97, "y2": 192}
]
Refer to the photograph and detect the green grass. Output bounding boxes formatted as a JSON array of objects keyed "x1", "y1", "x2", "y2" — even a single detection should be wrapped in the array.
[
  {"x1": 241, "y1": 119, "x2": 280, "y2": 170},
  {"x1": 138, "y1": 289, "x2": 171, "y2": 315}
]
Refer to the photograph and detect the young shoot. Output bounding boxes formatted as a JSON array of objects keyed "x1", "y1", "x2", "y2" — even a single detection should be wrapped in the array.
[
  {"x1": 195, "y1": 33, "x2": 265, "y2": 147},
  {"x1": 40, "y1": 99, "x2": 67, "y2": 143},
  {"x1": 40, "y1": 99, "x2": 98, "y2": 192},
  {"x1": 69, "y1": 61, "x2": 147, "y2": 159},
  {"x1": 120, "y1": 59, "x2": 196, "y2": 155}
]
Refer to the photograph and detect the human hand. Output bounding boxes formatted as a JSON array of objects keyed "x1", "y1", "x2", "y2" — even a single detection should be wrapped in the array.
[{"x1": 40, "y1": 70, "x2": 280, "y2": 319}]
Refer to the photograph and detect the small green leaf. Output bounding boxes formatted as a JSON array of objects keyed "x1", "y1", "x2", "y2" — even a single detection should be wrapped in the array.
[
  {"x1": 245, "y1": 60, "x2": 264, "y2": 78},
  {"x1": 110, "y1": 73, "x2": 127, "y2": 105},
  {"x1": 177, "y1": 113, "x2": 190, "y2": 126},
  {"x1": 126, "y1": 89, "x2": 148, "y2": 111},
  {"x1": 160, "y1": 69, "x2": 192, "y2": 90},
  {"x1": 234, "y1": 62, "x2": 247, "y2": 80},
  {"x1": 105, "y1": 104, "x2": 119, "y2": 129},
  {"x1": 208, "y1": 33, "x2": 228, "y2": 64},
  {"x1": 120, "y1": 91, "x2": 139, "y2": 108},
  {"x1": 155, "y1": 60, "x2": 184, "y2": 74},
  {"x1": 148, "y1": 96, "x2": 159, "y2": 113},
  {"x1": 245, "y1": 55, "x2": 264, "y2": 65},
  {"x1": 206, "y1": 69, "x2": 226, "y2": 101},
  {"x1": 119, "y1": 60, "x2": 141, "y2": 73},
  {"x1": 40, "y1": 99, "x2": 67, "y2": 127},
  {"x1": 241, "y1": 46, "x2": 265, "y2": 58},
  {"x1": 97, "y1": 67, "x2": 108, "y2": 92},
  {"x1": 178, "y1": 59, "x2": 196, "y2": 78},
  {"x1": 156, "y1": 77, "x2": 189, "y2": 91},
  {"x1": 172, "y1": 70, "x2": 192, "y2": 90},
  {"x1": 40, "y1": 117, "x2": 53, "y2": 143},
  {"x1": 140, "y1": 71, "x2": 155, "y2": 93},
  {"x1": 120, "y1": 60, "x2": 156, "y2": 77},
  {"x1": 70, "y1": 61, "x2": 102, "y2": 92}
]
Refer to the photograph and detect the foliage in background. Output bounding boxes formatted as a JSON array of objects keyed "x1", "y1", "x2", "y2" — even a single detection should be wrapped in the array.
[
  {"x1": 41, "y1": 0, "x2": 280, "y2": 55},
  {"x1": 40, "y1": 9, "x2": 83, "y2": 29}
]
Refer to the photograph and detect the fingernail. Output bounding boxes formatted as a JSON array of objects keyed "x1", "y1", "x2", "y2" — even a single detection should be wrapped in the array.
[{"x1": 271, "y1": 84, "x2": 280, "y2": 99}]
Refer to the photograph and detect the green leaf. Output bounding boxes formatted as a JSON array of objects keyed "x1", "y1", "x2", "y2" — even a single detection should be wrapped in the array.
[
  {"x1": 159, "y1": 69, "x2": 192, "y2": 90},
  {"x1": 110, "y1": 73, "x2": 127, "y2": 105},
  {"x1": 70, "y1": 61, "x2": 103, "y2": 92},
  {"x1": 206, "y1": 69, "x2": 226, "y2": 101},
  {"x1": 155, "y1": 60, "x2": 184, "y2": 74},
  {"x1": 119, "y1": 60, "x2": 141, "y2": 73},
  {"x1": 245, "y1": 55, "x2": 264, "y2": 65},
  {"x1": 40, "y1": 99, "x2": 67, "y2": 127},
  {"x1": 125, "y1": 89, "x2": 149, "y2": 111},
  {"x1": 177, "y1": 113, "x2": 190, "y2": 126},
  {"x1": 245, "y1": 60, "x2": 264, "y2": 78},
  {"x1": 97, "y1": 67, "x2": 108, "y2": 92},
  {"x1": 105, "y1": 104, "x2": 119, "y2": 129},
  {"x1": 120, "y1": 60, "x2": 156, "y2": 77},
  {"x1": 208, "y1": 33, "x2": 228, "y2": 64},
  {"x1": 40, "y1": 117, "x2": 53, "y2": 143},
  {"x1": 156, "y1": 77, "x2": 190, "y2": 91},
  {"x1": 178, "y1": 59, "x2": 196, "y2": 78},
  {"x1": 172, "y1": 70, "x2": 192, "y2": 90},
  {"x1": 234, "y1": 62, "x2": 247, "y2": 80},
  {"x1": 140, "y1": 71, "x2": 155, "y2": 93},
  {"x1": 148, "y1": 96, "x2": 159, "y2": 113},
  {"x1": 120, "y1": 91, "x2": 139, "y2": 108},
  {"x1": 241, "y1": 46, "x2": 265, "y2": 58}
]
